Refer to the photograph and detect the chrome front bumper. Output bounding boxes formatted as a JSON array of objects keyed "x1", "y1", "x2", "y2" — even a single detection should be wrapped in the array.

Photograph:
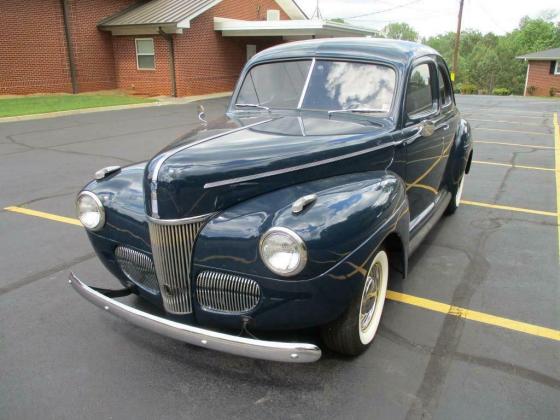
[{"x1": 68, "y1": 273, "x2": 321, "y2": 363}]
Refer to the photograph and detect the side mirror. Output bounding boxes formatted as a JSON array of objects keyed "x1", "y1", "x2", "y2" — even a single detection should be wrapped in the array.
[{"x1": 197, "y1": 105, "x2": 207, "y2": 125}]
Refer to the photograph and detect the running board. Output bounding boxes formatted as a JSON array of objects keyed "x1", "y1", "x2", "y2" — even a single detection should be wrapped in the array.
[{"x1": 409, "y1": 191, "x2": 451, "y2": 255}]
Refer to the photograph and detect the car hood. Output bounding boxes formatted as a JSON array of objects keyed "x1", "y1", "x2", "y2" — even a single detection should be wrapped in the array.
[{"x1": 144, "y1": 113, "x2": 396, "y2": 219}]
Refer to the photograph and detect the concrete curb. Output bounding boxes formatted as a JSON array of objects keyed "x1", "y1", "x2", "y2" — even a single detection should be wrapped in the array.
[{"x1": 0, "y1": 91, "x2": 232, "y2": 124}]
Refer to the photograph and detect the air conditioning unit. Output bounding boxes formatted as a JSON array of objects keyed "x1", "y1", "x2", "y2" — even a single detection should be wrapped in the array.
[{"x1": 266, "y1": 9, "x2": 280, "y2": 21}]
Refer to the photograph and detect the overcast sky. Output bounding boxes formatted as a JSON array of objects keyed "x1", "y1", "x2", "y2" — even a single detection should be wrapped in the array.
[{"x1": 296, "y1": 0, "x2": 560, "y2": 38}]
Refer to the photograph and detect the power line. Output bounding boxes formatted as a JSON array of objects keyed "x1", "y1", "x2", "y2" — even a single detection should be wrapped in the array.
[{"x1": 342, "y1": 0, "x2": 425, "y2": 19}]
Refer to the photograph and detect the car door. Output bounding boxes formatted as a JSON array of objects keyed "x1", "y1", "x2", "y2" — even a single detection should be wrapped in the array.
[{"x1": 403, "y1": 59, "x2": 447, "y2": 225}]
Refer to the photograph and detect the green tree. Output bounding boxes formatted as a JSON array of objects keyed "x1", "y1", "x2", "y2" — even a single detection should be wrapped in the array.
[
  {"x1": 465, "y1": 45, "x2": 501, "y2": 92},
  {"x1": 424, "y1": 17, "x2": 560, "y2": 94},
  {"x1": 383, "y1": 22, "x2": 419, "y2": 42}
]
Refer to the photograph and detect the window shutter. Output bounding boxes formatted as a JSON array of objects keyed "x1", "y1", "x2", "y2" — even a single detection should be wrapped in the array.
[{"x1": 550, "y1": 61, "x2": 556, "y2": 74}]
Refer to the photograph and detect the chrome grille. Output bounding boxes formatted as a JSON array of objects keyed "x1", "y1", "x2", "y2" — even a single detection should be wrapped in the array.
[
  {"x1": 148, "y1": 219, "x2": 206, "y2": 314},
  {"x1": 196, "y1": 271, "x2": 261, "y2": 314},
  {"x1": 114, "y1": 246, "x2": 158, "y2": 293}
]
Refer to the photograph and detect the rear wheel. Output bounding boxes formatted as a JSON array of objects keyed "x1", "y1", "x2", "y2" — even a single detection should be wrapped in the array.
[
  {"x1": 446, "y1": 174, "x2": 465, "y2": 215},
  {"x1": 321, "y1": 248, "x2": 389, "y2": 356}
]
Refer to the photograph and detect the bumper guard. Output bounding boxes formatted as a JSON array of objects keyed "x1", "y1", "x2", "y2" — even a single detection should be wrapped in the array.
[{"x1": 68, "y1": 272, "x2": 321, "y2": 363}]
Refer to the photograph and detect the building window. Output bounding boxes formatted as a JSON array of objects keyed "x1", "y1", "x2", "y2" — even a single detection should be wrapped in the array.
[
  {"x1": 135, "y1": 38, "x2": 155, "y2": 70},
  {"x1": 555, "y1": 60, "x2": 560, "y2": 75}
]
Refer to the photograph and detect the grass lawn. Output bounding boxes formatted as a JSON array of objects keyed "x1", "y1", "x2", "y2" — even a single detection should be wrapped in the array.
[{"x1": 0, "y1": 94, "x2": 158, "y2": 118}]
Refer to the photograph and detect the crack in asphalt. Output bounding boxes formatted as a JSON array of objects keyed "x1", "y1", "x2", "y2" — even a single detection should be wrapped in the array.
[
  {"x1": 379, "y1": 328, "x2": 560, "y2": 391},
  {"x1": 0, "y1": 252, "x2": 95, "y2": 296},
  {"x1": 404, "y1": 182, "x2": 512, "y2": 419}
]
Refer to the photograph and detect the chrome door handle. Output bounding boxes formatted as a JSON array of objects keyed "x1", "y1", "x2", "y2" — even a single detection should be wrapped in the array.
[
  {"x1": 440, "y1": 123, "x2": 450, "y2": 131},
  {"x1": 419, "y1": 120, "x2": 435, "y2": 137}
]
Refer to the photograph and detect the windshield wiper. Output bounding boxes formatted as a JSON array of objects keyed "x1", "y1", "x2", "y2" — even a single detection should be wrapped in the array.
[
  {"x1": 328, "y1": 108, "x2": 387, "y2": 115},
  {"x1": 234, "y1": 103, "x2": 270, "y2": 111}
]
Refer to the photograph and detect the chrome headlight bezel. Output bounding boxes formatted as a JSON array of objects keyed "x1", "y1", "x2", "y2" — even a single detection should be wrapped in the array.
[
  {"x1": 259, "y1": 227, "x2": 307, "y2": 277},
  {"x1": 76, "y1": 191, "x2": 105, "y2": 231}
]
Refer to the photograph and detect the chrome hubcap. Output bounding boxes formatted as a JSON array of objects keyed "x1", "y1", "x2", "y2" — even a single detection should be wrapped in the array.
[{"x1": 360, "y1": 262, "x2": 381, "y2": 332}]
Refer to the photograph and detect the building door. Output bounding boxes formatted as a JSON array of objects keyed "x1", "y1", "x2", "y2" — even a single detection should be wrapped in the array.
[{"x1": 246, "y1": 44, "x2": 257, "y2": 61}]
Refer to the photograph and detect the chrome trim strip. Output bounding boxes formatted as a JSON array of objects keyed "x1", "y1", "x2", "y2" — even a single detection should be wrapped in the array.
[
  {"x1": 69, "y1": 273, "x2": 321, "y2": 363},
  {"x1": 204, "y1": 141, "x2": 399, "y2": 189},
  {"x1": 297, "y1": 58, "x2": 315, "y2": 109},
  {"x1": 409, "y1": 201, "x2": 435, "y2": 232},
  {"x1": 146, "y1": 213, "x2": 215, "y2": 225},
  {"x1": 149, "y1": 119, "x2": 273, "y2": 218}
]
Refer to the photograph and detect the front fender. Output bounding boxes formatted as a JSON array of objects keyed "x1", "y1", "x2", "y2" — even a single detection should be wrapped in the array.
[{"x1": 193, "y1": 171, "x2": 409, "y2": 280}]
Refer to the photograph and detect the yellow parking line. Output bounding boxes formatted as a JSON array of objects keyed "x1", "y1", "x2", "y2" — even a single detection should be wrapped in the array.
[
  {"x1": 468, "y1": 118, "x2": 544, "y2": 127},
  {"x1": 463, "y1": 113, "x2": 546, "y2": 120},
  {"x1": 461, "y1": 200, "x2": 557, "y2": 217},
  {"x1": 4, "y1": 206, "x2": 81, "y2": 226},
  {"x1": 472, "y1": 160, "x2": 555, "y2": 172},
  {"x1": 475, "y1": 140, "x2": 555, "y2": 150},
  {"x1": 386, "y1": 291, "x2": 560, "y2": 341},
  {"x1": 553, "y1": 112, "x2": 560, "y2": 262},
  {"x1": 474, "y1": 127, "x2": 551, "y2": 136},
  {"x1": 461, "y1": 107, "x2": 548, "y2": 116},
  {"x1": 4, "y1": 204, "x2": 559, "y2": 341}
]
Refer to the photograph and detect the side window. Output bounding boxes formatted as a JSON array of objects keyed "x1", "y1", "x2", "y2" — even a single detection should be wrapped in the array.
[
  {"x1": 438, "y1": 66, "x2": 453, "y2": 107},
  {"x1": 406, "y1": 63, "x2": 435, "y2": 117}
]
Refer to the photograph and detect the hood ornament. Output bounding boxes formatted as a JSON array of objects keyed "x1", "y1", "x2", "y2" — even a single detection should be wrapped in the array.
[{"x1": 197, "y1": 105, "x2": 207, "y2": 126}]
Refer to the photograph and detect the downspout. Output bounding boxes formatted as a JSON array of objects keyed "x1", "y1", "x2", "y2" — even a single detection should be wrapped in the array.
[
  {"x1": 159, "y1": 27, "x2": 177, "y2": 97},
  {"x1": 523, "y1": 60, "x2": 529, "y2": 96},
  {"x1": 60, "y1": 0, "x2": 78, "y2": 94}
]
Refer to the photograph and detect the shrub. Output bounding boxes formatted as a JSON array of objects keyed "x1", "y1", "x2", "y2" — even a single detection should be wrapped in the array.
[
  {"x1": 526, "y1": 85, "x2": 536, "y2": 96},
  {"x1": 478, "y1": 89, "x2": 488, "y2": 95},
  {"x1": 549, "y1": 87, "x2": 558, "y2": 97},
  {"x1": 460, "y1": 84, "x2": 478, "y2": 94},
  {"x1": 492, "y1": 87, "x2": 511, "y2": 96}
]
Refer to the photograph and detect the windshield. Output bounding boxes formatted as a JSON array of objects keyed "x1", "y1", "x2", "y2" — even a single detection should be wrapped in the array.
[{"x1": 234, "y1": 59, "x2": 396, "y2": 114}]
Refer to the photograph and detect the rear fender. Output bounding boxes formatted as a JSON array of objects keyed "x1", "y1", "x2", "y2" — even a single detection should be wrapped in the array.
[{"x1": 444, "y1": 118, "x2": 473, "y2": 192}]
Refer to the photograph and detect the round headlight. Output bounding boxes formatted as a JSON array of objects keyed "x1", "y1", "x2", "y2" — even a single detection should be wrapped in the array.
[
  {"x1": 76, "y1": 191, "x2": 105, "y2": 231},
  {"x1": 259, "y1": 227, "x2": 307, "y2": 277}
]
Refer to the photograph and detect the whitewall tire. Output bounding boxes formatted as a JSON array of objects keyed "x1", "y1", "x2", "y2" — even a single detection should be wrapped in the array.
[
  {"x1": 358, "y1": 250, "x2": 389, "y2": 345},
  {"x1": 321, "y1": 248, "x2": 389, "y2": 356},
  {"x1": 446, "y1": 175, "x2": 465, "y2": 215}
]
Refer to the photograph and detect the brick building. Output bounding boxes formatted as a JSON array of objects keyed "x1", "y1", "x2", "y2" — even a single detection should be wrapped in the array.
[
  {"x1": 517, "y1": 47, "x2": 560, "y2": 97},
  {"x1": 0, "y1": 0, "x2": 375, "y2": 97}
]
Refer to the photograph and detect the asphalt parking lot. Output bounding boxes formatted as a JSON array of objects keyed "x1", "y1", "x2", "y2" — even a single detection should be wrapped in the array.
[{"x1": 1, "y1": 95, "x2": 559, "y2": 419}]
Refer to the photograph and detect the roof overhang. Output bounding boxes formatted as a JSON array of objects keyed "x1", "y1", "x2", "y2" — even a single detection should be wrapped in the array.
[
  {"x1": 517, "y1": 56, "x2": 560, "y2": 61},
  {"x1": 214, "y1": 18, "x2": 377, "y2": 39},
  {"x1": 99, "y1": 0, "x2": 308, "y2": 35}
]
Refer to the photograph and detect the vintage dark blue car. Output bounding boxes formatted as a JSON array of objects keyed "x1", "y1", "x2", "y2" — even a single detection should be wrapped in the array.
[{"x1": 70, "y1": 38, "x2": 472, "y2": 363}]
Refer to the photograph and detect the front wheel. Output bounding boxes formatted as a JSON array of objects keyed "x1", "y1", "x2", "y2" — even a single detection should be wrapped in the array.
[
  {"x1": 321, "y1": 248, "x2": 389, "y2": 356},
  {"x1": 446, "y1": 174, "x2": 465, "y2": 215}
]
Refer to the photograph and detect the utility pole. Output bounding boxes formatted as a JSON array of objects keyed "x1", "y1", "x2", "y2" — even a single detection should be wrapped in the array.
[{"x1": 451, "y1": 0, "x2": 464, "y2": 82}]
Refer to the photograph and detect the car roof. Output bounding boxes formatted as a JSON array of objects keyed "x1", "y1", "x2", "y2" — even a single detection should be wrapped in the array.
[{"x1": 252, "y1": 37, "x2": 440, "y2": 67}]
